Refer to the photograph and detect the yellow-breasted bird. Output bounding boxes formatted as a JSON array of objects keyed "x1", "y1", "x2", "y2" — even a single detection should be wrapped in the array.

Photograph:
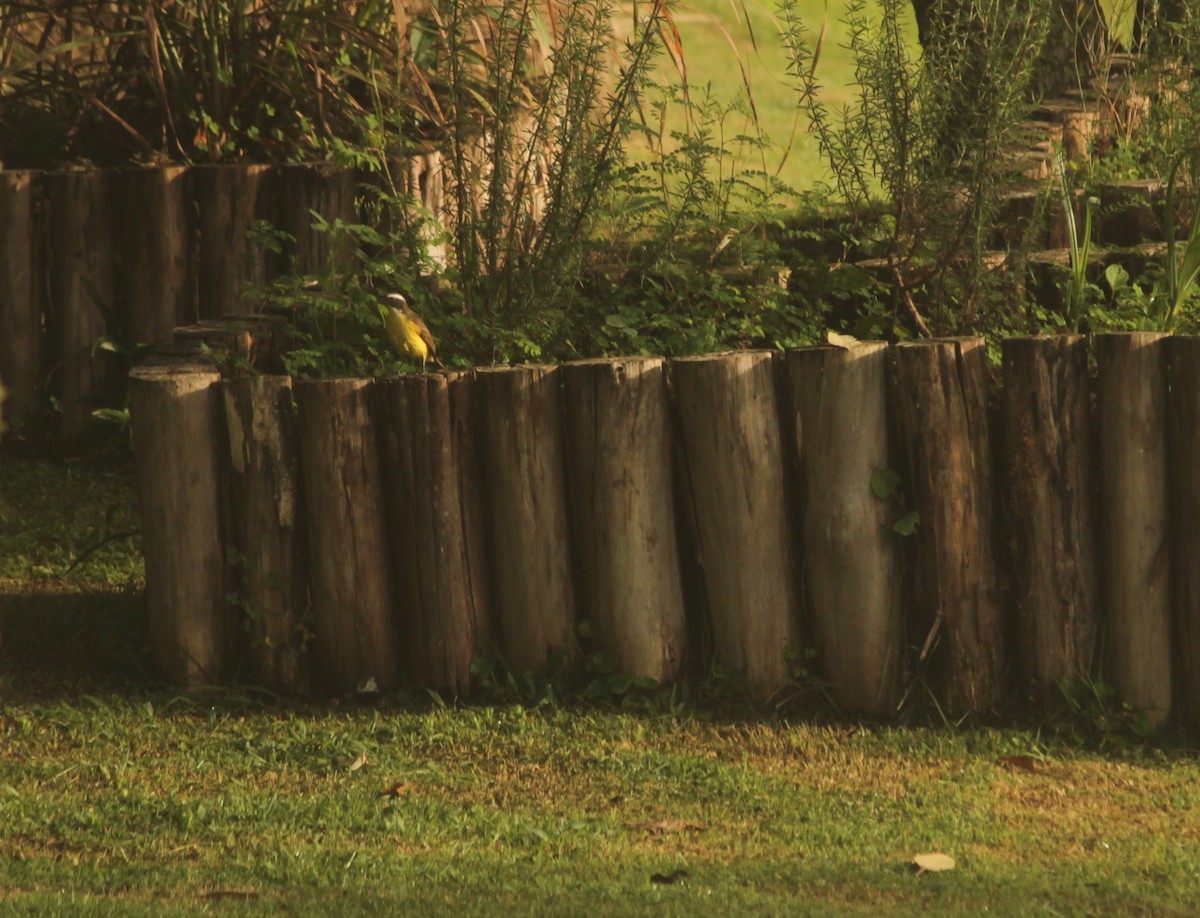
[{"x1": 383, "y1": 292, "x2": 443, "y2": 372}]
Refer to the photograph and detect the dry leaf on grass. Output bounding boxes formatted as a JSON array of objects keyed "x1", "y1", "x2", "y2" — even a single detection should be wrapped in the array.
[
  {"x1": 349, "y1": 754, "x2": 368, "y2": 772},
  {"x1": 911, "y1": 852, "x2": 956, "y2": 873},
  {"x1": 379, "y1": 782, "x2": 413, "y2": 799}
]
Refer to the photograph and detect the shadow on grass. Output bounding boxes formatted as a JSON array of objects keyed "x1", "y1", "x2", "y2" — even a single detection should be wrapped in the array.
[{"x1": 0, "y1": 589, "x2": 151, "y2": 698}]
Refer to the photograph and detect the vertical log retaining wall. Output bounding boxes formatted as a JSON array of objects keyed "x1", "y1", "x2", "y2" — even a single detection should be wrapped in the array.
[{"x1": 126, "y1": 334, "x2": 1200, "y2": 731}]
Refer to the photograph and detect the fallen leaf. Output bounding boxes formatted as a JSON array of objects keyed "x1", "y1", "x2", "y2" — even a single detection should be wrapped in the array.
[
  {"x1": 650, "y1": 870, "x2": 689, "y2": 885},
  {"x1": 356, "y1": 676, "x2": 379, "y2": 695},
  {"x1": 827, "y1": 331, "x2": 862, "y2": 349},
  {"x1": 638, "y1": 819, "x2": 707, "y2": 835},
  {"x1": 379, "y1": 782, "x2": 413, "y2": 799},
  {"x1": 999, "y1": 755, "x2": 1037, "y2": 773},
  {"x1": 912, "y1": 852, "x2": 956, "y2": 873},
  {"x1": 349, "y1": 754, "x2": 368, "y2": 772}
]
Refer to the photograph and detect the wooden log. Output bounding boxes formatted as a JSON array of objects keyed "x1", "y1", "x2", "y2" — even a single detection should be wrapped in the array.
[
  {"x1": 1168, "y1": 337, "x2": 1200, "y2": 731},
  {"x1": 43, "y1": 170, "x2": 116, "y2": 439},
  {"x1": 1000, "y1": 336, "x2": 1098, "y2": 708},
  {"x1": 275, "y1": 163, "x2": 356, "y2": 275},
  {"x1": 376, "y1": 373, "x2": 493, "y2": 694},
  {"x1": 222, "y1": 375, "x2": 311, "y2": 694},
  {"x1": 128, "y1": 363, "x2": 227, "y2": 686},
  {"x1": 473, "y1": 365, "x2": 577, "y2": 675},
  {"x1": 1095, "y1": 332, "x2": 1172, "y2": 728},
  {"x1": 671, "y1": 351, "x2": 801, "y2": 701},
  {"x1": 893, "y1": 337, "x2": 1005, "y2": 715},
  {"x1": 120, "y1": 166, "x2": 195, "y2": 347},
  {"x1": 294, "y1": 378, "x2": 400, "y2": 694},
  {"x1": 0, "y1": 171, "x2": 41, "y2": 425},
  {"x1": 193, "y1": 164, "x2": 271, "y2": 319},
  {"x1": 561, "y1": 357, "x2": 687, "y2": 683},
  {"x1": 784, "y1": 342, "x2": 901, "y2": 715}
]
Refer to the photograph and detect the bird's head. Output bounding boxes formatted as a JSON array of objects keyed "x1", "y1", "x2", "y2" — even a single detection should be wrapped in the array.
[{"x1": 383, "y1": 292, "x2": 409, "y2": 316}]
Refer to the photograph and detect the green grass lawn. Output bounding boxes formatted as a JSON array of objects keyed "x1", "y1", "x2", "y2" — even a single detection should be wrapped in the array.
[{"x1": 3, "y1": 456, "x2": 1200, "y2": 914}]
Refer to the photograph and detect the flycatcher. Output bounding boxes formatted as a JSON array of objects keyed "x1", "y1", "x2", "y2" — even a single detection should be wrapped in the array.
[{"x1": 383, "y1": 293, "x2": 443, "y2": 371}]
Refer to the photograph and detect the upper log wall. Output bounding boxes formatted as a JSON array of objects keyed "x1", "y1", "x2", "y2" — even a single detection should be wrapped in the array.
[{"x1": 0, "y1": 159, "x2": 444, "y2": 433}]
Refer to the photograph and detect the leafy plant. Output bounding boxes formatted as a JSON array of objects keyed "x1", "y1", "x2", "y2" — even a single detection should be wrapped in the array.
[
  {"x1": 0, "y1": 1, "x2": 434, "y2": 168},
  {"x1": 1056, "y1": 152, "x2": 1102, "y2": 331},
  {"x1": 780, "y1": 0, "x2": 1051, "y2": 336}
]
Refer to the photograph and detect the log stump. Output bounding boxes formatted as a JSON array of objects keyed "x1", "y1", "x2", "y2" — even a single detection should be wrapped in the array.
[
  {"x1": 0, "y1": 171, "x2": 40, "y2": 426},
  {"x1": 129, "y1": 363, "x2": 228, "y2": 686},
  {"x1": 275, "y1": 163, "x2": 356, "y2": 275},
  {"x1": 562, "y1": 357, "x2": 687, "y2": 684},
  {"x1": 193, "y1": 164, "x2": 271, "y2": 318},
  {"x1": 785, "y1": 342, "x2": 901, "y2": 715},
  {"x1": 473, "y1": 365, "x2": 578, "y2": 675},
  {"x1": 893, "y1": 337, "x2": 1005, "y2": 715},
  {"x1": 1168, "y1": 337, "x2": 1200, "y2": 731},
  {"x1": 43, "y1": 170, "x2": 116, "y2": 439},
  {"x1": 1095, "y1": 332, "x2": 1172, "y2": 728},
  {"x1": 223, "y1": 376, "x2": 311, "y2": 694},
  {"x1": 376, "y1": 372, "x2": 493, "y2": 695},
  {"x1": 120, "y1": 166, "x2": 195, "y2": 346},
  {"x1": 671, "y1": 350, "x2": 801, "y2": 701},
  {"x1": 1000, "y1": 336, "x2": 1098, "y2": 709},
  {"x1": 294, "y1": 378, "x2": 400, "y2": 694}
]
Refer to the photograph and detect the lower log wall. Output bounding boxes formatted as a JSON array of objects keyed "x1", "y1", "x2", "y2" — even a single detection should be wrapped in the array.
[{"x1": 126, "y1": 334, "x2": 1200, "y2": 731}]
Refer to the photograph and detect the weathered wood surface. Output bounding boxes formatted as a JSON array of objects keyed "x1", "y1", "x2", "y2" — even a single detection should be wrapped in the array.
[
  {"x1": 44, "y1": 170, "x2": 116, "y2": 438},
  {"x1": 893, "y1": 337, "x2": 1005, "y2": 715},
  {"x1": 275, "y1": 163, "x2": 356, "y2": 275},
  {"x1": 1096, "y1": 332, "x2": 1172, "y2": 728},
  {"x1": 0, "y1": 171, "x2": 40, "y2": 425},
  {"x1": 474, "y1": 365, "x2": 578, "y2": 675},
  {"x1": 121, "y1": 166, "x2": 195, "y2": 346},
  {"x1": 1001, "y1": 336, "x2": 1098, "y2": 708},
  {"x1": 295, "y1": 378, "x2": 400, "y2": 694},
  {"x1": 562, "y1": 357, "x2": 687, "y2": 683},
  {"x1": 1168, "y1": 336, "x2": 1200, "y2": 731},
  {"x1": 129, "y1": 363, "x2": 227, "y2": 686},
  {"x1": 785, "y1": 342, "x2": 900, "y2": 715},
  {"x1": 222, "y1": 375, "x2": 311, "y2": 694},
  {"x1": 193, "y1": 164, "x2": 271, "y2": 318},
  {"x1": 377, "y1": 372, "x2": 492, "y2": 695},
  {"x1": 672, "y1": 350, "x2": 801, "y2": 701}
]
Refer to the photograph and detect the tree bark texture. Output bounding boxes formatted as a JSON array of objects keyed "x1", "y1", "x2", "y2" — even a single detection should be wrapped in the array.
[
  {"x1": 120, "y1": 166, "x2": 195, "y2": 346},
  {"x1": 129, "y1": 363, "x2": 228, "y2": 686},
  {"x1": 1095, "y1": 332, "x2": 1172, "y2": 728},
  {"x1": 294, "y1": 378, "x2": 400, "y2": 694},
  {"x1": 473, "y1": 366, "x2": 578, "y2": 675},
  {"x1": 222, "y1": 375, "x2": 311, "y2": 694},
  {"x1": 43, "y1": 170, "x2": 116, "y2": 438},
  {"x1": 376, "y1": 372, "x2": 493, "y2": 695},
  {"x1": 562, "y1": 357, "x2": 688, "y2": 684},
  {"x1": 274, "y1": 163, "x2": 356, "y2": 275},
  {"x1": 671, "y1": 351, "x2": 801, "y2": 701},
  {"x1": 1168, "y1": 337, "x2": 1200, "y2": 731},
  {"x1": 0, "y1": 171, "x2": 40, "y2": 425},
  {"x1": 785, "y1": 343, "x2": 901, "y2": 716},
  {"x1": 1000, "y1": 336, "x2": 1098, "y2": 709},
  {"x1": 893, "y1": 337, "x2": 1006, "y2": 715},
  {"x1": 193, "y1": 164, "x2": 271, "y2": 319}
]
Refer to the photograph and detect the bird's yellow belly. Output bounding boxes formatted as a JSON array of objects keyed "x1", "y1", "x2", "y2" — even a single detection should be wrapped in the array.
[{"x1": 386, "y1": 312, "x2": 429, "y2": 360}]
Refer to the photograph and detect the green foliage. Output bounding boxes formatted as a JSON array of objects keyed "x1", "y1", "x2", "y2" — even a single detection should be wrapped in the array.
[
  {"x1": 0, "y1": 0, "x2": 427, "y2": 168},
  {"x1": 780, "y1": 0, "x2": 1051, "y2": 336}
]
